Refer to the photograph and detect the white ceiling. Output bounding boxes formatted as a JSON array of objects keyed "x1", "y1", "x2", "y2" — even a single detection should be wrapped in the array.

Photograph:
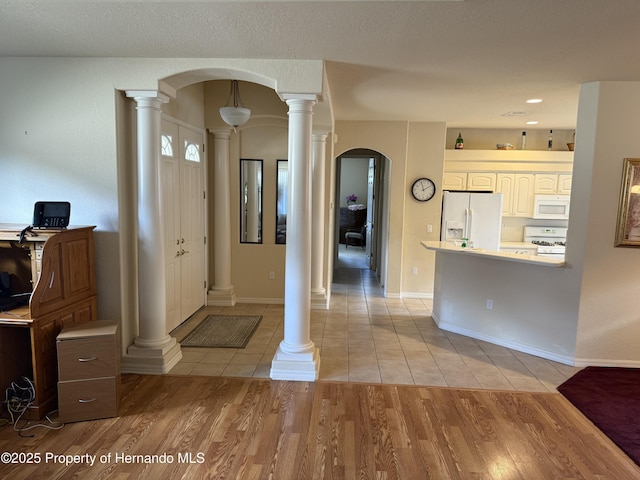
[{"x1": 2, "y1": 0, "x2": 639, "y2": 129}]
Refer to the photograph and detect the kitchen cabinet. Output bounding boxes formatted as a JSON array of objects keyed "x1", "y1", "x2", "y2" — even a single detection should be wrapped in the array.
[
  {"x1": 558, "y1": 174, "x2": 572, "y2": 194},
  {"x1": 534, "y1": 173, "x2": 573, "y2": 195},
  {"x1": 466, "y1": 172, "x2": 496, "y2": 191},
  {"x1": 534, "y1": 174, "x2": 558, "y2": 194},
  {"x1": 442, "y1": 172, "x2": 467, "y2": 191},
  {"x1": 496, "y1": 174, "x2": 534, "y2": 217},
  {"x1": 442, "y1": 150, "x2": 573, "y2": 216}
]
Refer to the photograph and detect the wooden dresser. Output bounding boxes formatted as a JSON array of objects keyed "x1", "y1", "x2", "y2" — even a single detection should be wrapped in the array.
[
  {"x1": 0, "y1": 225, "x2": 97, "y2": 419},
  {"x1": 57, "y1": 321, "x2": 120, "y2": 423}
]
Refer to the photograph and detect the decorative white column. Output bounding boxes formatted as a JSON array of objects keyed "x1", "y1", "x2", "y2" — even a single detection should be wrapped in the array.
[
  {"x1": 208, "y1": 129, "x2": 237, "y2": 306},
  {"x1": 271, "y1": 95, "x2": 321, "y2": 381},
  {"x1": 311, "y1": 132, "x2": 328, "y2": 309},
  {"x1": 123, "y1": 90, "x2": 182, "y2": 374}
]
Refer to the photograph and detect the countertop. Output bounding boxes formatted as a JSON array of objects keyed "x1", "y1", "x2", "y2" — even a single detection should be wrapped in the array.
[{"x1": 421, "y1": 241, "x2": 565, "y2": 267}]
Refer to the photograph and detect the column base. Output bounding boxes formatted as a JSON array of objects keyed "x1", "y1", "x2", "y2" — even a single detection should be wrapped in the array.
[
  {"x1": 270, "y1": 345, "x2": 321, "y2": 381},
  {"x1": 207, "y1": 286, "x2": 237, "y2": 306},
  {"x1": 311, "y1": 288, "x2": 328, "y2": 310},
  {"x1": 121, "y1": 337, "x2": 182, "y2": 375}
]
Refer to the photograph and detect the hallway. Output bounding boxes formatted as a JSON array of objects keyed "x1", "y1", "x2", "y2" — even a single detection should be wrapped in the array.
[{"x1": 170, "y1": 253, "x2": 581, "y2": 392}]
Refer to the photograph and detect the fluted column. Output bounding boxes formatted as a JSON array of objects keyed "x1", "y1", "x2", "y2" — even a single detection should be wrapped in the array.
[
  {"x1": 123, "y1": 90, "x2": 182, "y2": 374},
  {"x1": 208, "y1": 129, "x2": 236, "y2": 306},
  {"x1": 311, "y1": 132, "x2": 328, "y2": 309},
  {"x1": 271, "y1": 94, "x2": 320, "y2": 381}
]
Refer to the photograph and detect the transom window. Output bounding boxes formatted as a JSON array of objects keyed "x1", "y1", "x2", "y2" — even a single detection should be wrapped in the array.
[
  {"x1": 161, "y1": 134, "x2": 173, "y2": 157},
  {"x1": 184, "y1": 141, "x2": 201, "y2": 163}
]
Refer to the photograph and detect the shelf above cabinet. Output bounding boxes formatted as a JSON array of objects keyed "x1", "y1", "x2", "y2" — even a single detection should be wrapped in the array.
[{"x1": 444, "y1": 149, "x2": 574, "y2": 174}]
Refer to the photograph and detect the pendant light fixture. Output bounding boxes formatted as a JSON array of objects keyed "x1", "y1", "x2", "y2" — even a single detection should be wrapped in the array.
[{"x1": 219, "y1": 80, "x2": 251, "y2": 132}]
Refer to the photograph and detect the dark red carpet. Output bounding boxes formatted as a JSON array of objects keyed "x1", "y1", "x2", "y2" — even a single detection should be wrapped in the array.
[{"x1": 557, "y1": 366, "x2": 640, "y2": 466}]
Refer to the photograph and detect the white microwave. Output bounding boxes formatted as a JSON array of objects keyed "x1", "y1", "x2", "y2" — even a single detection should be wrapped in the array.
[{"x1": 533, "y1": 195, "x2": 570, "y2": 219}]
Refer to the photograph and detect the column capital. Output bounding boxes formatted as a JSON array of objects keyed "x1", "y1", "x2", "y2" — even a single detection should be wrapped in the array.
[
  {"x1": 282, "y1": 94, "x2": 317, "y2": 113},
  {"x1": 125, "y1": 90, "x2": 170, "y2": 106},
  {"x1": 312, "y1": 131, "x2": 329, "y2": 142},
  {"x1": 281, "y1": 93, "x2": 318, "y2": 103},
  {"x1": 210, "y1": 129, "x2": 232, "y2": 140}
]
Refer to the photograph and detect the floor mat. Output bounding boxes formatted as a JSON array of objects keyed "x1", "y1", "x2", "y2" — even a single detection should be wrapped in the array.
[{"x1": 180, "y1": 315, "x2": 262, "y2": 348}]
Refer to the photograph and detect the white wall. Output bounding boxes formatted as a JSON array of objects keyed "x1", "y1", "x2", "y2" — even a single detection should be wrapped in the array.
[
  {"x1": 339, "y1": 158, "x2": 369, "y2": 208},
  {"x1": 334, "y1": 121, "x2": 446, "y2": 298},
  {"x1": 574, "y1": 82, "x2": 640, "y2": 365}
]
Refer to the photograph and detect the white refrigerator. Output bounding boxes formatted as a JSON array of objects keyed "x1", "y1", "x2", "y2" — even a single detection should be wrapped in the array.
[{"x1": 440, "y1": 191, "x2": 503, "y2": 250}]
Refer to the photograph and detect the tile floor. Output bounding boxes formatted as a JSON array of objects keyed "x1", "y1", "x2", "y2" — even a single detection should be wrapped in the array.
[{"x1": 169, "y1": 246, "x2": 581, "y2": 392}]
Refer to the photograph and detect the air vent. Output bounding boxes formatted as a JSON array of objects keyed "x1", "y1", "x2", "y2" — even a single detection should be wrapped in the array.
[{"x1": 501, "y1": 111, "x2": 529, "y2": 117}]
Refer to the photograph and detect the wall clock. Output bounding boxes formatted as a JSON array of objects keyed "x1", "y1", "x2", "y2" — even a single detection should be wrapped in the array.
[{"x1": 411, "y1": 177, "x2": 436, "y2": 202}]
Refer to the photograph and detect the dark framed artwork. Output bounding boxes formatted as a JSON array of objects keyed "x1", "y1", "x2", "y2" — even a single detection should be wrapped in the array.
[{"x1": 615, "y1": 158, "x2": 640, "y2": 247}]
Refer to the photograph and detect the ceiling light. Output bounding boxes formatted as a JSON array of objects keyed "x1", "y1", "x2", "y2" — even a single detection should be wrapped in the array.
[
  {"x1": 219, "y1": 80, "x2": 251, "y2": 132},
  {"x1": 526, "y1": 121, "x2": 539, "y2": 125},
  {"x1": 526, "y1": 98, "x2": 543, "y2": 104}
]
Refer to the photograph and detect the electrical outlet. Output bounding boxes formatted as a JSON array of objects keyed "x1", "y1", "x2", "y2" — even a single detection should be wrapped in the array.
[
  {"x1": 427, "y1": 224, "x2": 433, "y2": 233},
  {"x1": 268, "y1": 271, "x2": 275, "y2": 280},
  {"x1": 412, "y1": 267, "x2": 418, "y2": 275},
  {"x1": 486, "y1": 299, "x2": 493, "y2": 310}
]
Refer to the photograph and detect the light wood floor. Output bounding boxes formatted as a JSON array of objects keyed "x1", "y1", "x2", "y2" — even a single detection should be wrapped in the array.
[{"x1": 0, "y1": 374, "x2": 637, "y2": 479}]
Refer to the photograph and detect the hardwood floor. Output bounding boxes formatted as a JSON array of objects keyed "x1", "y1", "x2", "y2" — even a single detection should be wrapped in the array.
[{"x1": 0, "y1": 374, "x2": 637, "y2": 479}]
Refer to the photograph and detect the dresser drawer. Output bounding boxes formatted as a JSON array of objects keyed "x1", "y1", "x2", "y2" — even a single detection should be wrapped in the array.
[
  {"x1": 57, "y1": 336, "x2": 117, "y2": 381},
  {"x1": 58, "y1": 377, "x2": 118, "y2": 423}
]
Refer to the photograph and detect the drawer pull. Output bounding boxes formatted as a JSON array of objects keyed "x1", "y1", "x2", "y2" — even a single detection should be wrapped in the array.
[
  {"x1": 78, "y1": 356, "x2": 97, "y2": 362},
  {"x1": 79, "y1": 398, "x2": 97, "y2": 403}
]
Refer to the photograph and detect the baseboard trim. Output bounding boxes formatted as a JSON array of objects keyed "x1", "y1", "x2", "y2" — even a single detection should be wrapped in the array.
[
  {"x1": 401, "y1": 292, "x2": 434, "y2": 300},
  {"x1": 436, "y1": 319, "x2": 575, "y2": 366},
  {"x1": 235, "y1": 297, "x2": 284, "y2": 305},
  {"x1": 572, "y1": 357, "x2": 640, "y2": 368}
]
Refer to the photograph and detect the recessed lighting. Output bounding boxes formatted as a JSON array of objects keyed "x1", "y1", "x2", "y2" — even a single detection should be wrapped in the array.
[
  {"x1": 526, "y1": 98, "x2": 543, "y2": 104},
  {"x1": 526, "y1": 121, "x2": 539, "y2": 125}
]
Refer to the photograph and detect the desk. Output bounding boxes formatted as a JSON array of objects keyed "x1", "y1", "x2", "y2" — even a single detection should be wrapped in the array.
[{"x1": 0, "y1": 225, "x2": 97, "y2": 419}]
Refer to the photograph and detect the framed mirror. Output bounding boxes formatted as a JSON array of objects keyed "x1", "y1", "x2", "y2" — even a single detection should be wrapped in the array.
[
  {"x1": 240, "y1": 159, "x2": 263, "y2": 243},
  {"x1": 276, "y1": 159, "x2": 288, "y2": 244}
]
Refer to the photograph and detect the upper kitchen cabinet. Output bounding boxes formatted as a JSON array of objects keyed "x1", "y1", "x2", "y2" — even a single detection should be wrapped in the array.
[
  {"x1": 534, "y1": 173, "x2": 558, "y2": 194},
  {"x1": 442, "y1": 172, "x2": 467, "y2": 191},
  {"x1": 534, "y1": 173, "x2": 573, "y2": 195},
  {"x1": 497, "y1": 173, "x2": 535, "y2": 217},
  {"x1": 466, "y1": 172, "x2": 496, "y2": 191},
  {"x1": 443, "y1": 149, "x2": 573, "y2": 217},
  {"x1": 558, "y1": 174, "x2": 572, "y2": 194}
]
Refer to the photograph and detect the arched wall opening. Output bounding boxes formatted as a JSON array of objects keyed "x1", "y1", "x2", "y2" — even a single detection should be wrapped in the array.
[
  {"x1": 117, "y1": 61, "x2": 330, "y2": 371},
  {"x1": 334, "y1": 148, "x2": 391, "y2": 291}
]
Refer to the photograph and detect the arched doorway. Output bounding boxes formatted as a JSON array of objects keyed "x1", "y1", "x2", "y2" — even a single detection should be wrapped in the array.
[{"x1": 334, "y1": 148, "x2": 390, "y2": 287}]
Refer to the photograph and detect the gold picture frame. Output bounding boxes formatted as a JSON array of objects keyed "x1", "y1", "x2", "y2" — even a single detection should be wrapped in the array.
[{"x1": 615, "y1": 158, "x2": 640, "y2": 246}]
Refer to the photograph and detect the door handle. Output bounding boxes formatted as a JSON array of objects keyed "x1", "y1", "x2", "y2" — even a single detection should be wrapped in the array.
[{"x1": 181, "y1": 249, "x2": 189, "y2": 255}]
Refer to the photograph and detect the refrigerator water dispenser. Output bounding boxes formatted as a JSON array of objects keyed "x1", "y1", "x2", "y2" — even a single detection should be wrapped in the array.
[{"x1": 445, "y1": 221, "x2": 464, "y2": 240}]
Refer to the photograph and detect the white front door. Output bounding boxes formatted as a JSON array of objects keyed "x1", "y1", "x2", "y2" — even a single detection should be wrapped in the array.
[{"x1": 161, "y1": 119, "x2": 206, "y2": 333}]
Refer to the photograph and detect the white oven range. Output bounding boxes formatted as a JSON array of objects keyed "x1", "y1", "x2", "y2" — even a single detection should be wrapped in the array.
[{"x1": 523, "y1": 226, "x2": 567, "y2": 257}]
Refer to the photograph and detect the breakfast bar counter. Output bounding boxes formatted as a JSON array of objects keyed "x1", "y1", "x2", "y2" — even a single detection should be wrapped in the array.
[
  {"x1": 421, "y1": 239, "x2": 576, "y2": 366},
  {"x1": 421, "y1": 241, "x2": 565, "y2": 267}
]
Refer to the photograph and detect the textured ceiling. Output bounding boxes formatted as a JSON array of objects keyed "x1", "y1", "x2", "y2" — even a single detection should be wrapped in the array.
[{"x1": 1, "y1": 0, "x2": 639, "y2": 129}]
